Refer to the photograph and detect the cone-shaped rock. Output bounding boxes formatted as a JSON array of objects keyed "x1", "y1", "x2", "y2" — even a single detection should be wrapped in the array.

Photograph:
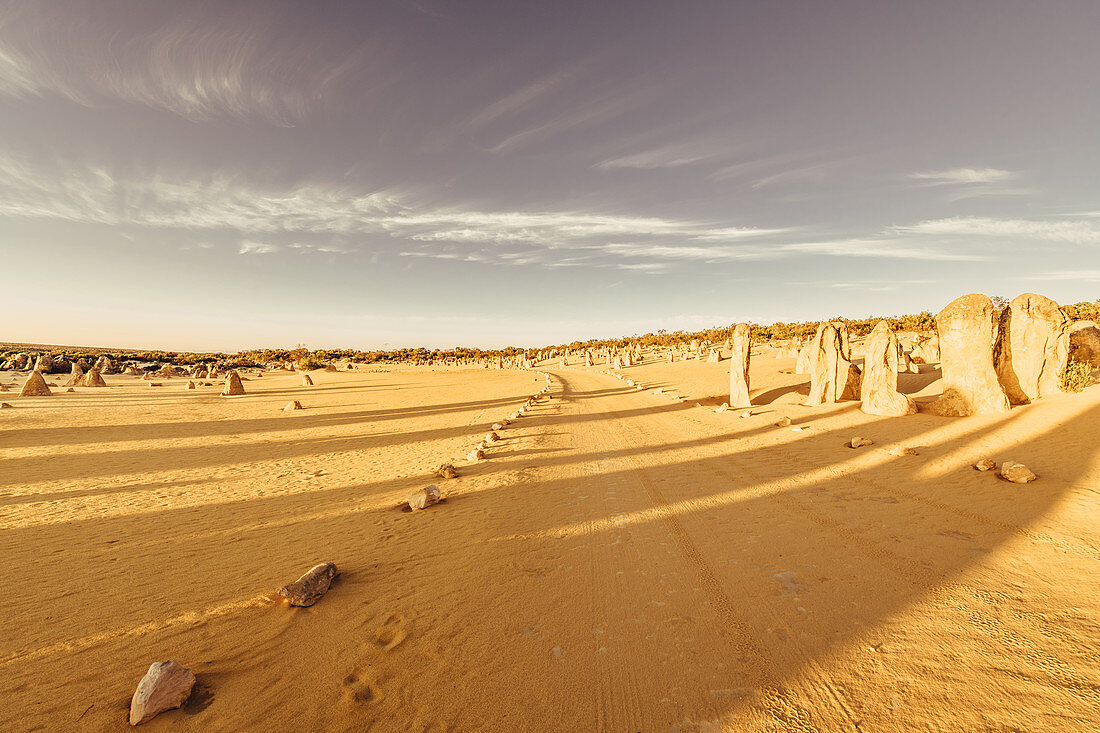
[
  {"x1": 728, "y1": 323, "x2": 752, "y2": 408},
  {"x1": 860, "y1": 321, "x2": 917, "y2": 416},
  {"x1": 64, "y1": 362, "x2": 84, "y2": 387},
  {"x1": 19, "y1": 370, "x2": 52, "y2": 397},
  {"x1": 222, "y1": 370, "x2": 245, "y2": 396},
  {"x1": 993, "y1": 293, "x2": 1070, "y2": 404},
  {"x1": 82, "y1": 367, "x2": 108, "y2": 387},
  {"x1": 927, "y1": 294, "x2": 1010, "y2": 416},
  {"x1": 301, "y1": 374, "x2": 314, "y2": 386}
]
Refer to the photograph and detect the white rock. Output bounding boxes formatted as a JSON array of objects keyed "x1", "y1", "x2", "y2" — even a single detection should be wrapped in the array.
[{"x1": 129, "y1": 660, "x2": 195, "y2": 725}]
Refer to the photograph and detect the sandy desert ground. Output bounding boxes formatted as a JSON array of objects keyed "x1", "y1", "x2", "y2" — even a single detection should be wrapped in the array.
[{"x1": 1, "y1": 355, "x2": 1098, "y2": 732}]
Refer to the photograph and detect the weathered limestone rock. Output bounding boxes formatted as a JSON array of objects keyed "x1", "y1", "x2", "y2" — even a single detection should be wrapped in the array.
[
  {"x1": 284, "y1": 400, "x2": 303, "y2": 410},
  {"x1": 804, "y1": 322, "x2": 861, "y2": 406},
  {"x1": 849, "y1": 437, "x2": 874, "y2": 448},
  {"x1": 885, "y1": 446, "x2": 919, "y2": 456},
  {"x1": 222, "y1": 370, "x2": 245, "y2": 396},
  {"x1": 129, "y1": 660, "x2": 195, "y2": 725},
  {"x1": 301, "y1": 374, "x2": 314, "y2": 386},
  {"x1": 277, "y1": 562, "x2": 338, "y2": 606},
  {"x1": 0, "y1": 402, "x2": 12, "y2": 408},
  {"x1": 775, "y1": 417, "x2": 792, "y2": 427},
  {"x1": 466, "y1": 448, "x2": 485, "y2": 462},
  {"x1": 860, "y1": 321, "x2": 917, "y2": 416},
  {"x1": 974, "y1": 458, "x2": 997, "y2": 471},
  {"x1": 794, "y1": 343, "x2": 812, "y2": 374},
  {"x1": 909, "y1": 334, "x2": 940, "y2": 364},
  {"x1": 186, "y1": 380, "x2": 196, "y2": 390},
  {"x1": 435, "y1": 463, "x2": 457, "y2": 479},
  {"x1": 408, "y1": 484, "x2": 442, "y2": 510},
  {"x1": 19, "y1": 371, "x2": 52, "y2": 397},
  {"x1": 927, "y1": 295, "x2": 1010, "y2": 416},
  {"x1": 324, "y1": 363, "x2": 338, "y2": 372},
  {"x1": 485, "y1": 431, "x2": 500, "y2": 442},
  {"x1": 706, "y1": 349, "x2": 720, "y2": 363},
  {"x1": 993, "y1": 293, "x2": 1070, "y2": 404},
  {"x1": 1000, "y1": 461, "x2": 1036, "y2": 483},
  {"x1": 728, "y1": 323, "x2": 752, "y2": 408},
  {"x1": 64, "y1": 362, "x2": 84, "y2": 387},
  {"x1": 715, "y1": 403, "x2": 729, "y2": 413},
  {"x1": 1068, "y1": 321, "x2": 1100, "y2": 368},
  {"x1": 82, "y1": 368, "x2": 108, "y2": 388}
]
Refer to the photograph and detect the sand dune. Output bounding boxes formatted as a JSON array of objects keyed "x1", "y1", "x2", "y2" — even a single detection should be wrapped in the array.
[{"x1": 1, "y1": 357, "x2": 1098, "y2": 731}]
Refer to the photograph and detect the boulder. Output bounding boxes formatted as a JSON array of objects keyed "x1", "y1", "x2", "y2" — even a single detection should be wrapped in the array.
[
  {"x1": 804, "y1": 321, "x2": 861, "y2": 406},
  {"x1": 277, "y1": 562, "x2": 338, "y2": 607},
  {"x1": 860, "y1": 320, "x2": 917, "y2": 416},
  {"x1": 728, "y1": 323, "x2": 752, "y2": 408},
  {"x1": 222, "y1": 370, "x2": 246, "y2": 396},
  {"x1": 19, "y1": 371, "x2": 52, "y2": 397},
  {"x1": 1068, "y1": 321, "x2": 1100, "y2": 369},
  {"x1": 994, "y1": 293, "x2": 1070, "y2": 404},
  {"x1": 926, "y1": 295, "x2": 1010, "y2": 416},
  {"x1": 82, "y1": 368, "x2": 108, "y2": 388},
  {"x1": 129, "y1": 660, "x2": 195, "y2": 725},
  {"x1": 408, "y1": 484, "x2": 442, "y2": 510}
]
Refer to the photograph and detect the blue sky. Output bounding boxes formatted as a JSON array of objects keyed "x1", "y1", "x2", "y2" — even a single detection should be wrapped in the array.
[{"x1": 1, "y1": 0, "x2": 1099, "y2": 351}]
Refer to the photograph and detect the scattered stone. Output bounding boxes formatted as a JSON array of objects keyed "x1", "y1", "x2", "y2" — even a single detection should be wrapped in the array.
[
  {"x1": 222, "y1": 370, "x2": 246, "y2": 396},
  {"x1": 775, "y1": 417, "x2": 791, "y2": 427},
  {"x1": 466, "y1": 449, "x2": 485, "y2": 462},
  {"x1": 301, "y1": 374, "x2": 314, "y2": 386},
  {"x1": 19, "y1": 370, "x2": 52, "y2": 397},
  {"x1": 849, "y1": 437, "x2": 874, "y2": 448},
  {"x1": 284, "y1": 400, "x2": 303, "y2": 411},
  {"x1": 148, "y1": 382, "x2": 163, "y2": 388},
  {"x1": 186, "y1": 380, "x2": 196, "y2": 390},
  {"x1": 66, "y1": 387, "x2": 74, "y2": 392},
  {"x1": 277, "y1": 562, "x2": 339, "y2": 607},
  {"x1": 715, "y1": 403, "x2": 729, "y2": 413},
  {"x1": 486, "y1": 431, "x2": 500, "y2": 442},
  {"x1": 435, "y1": 463, "x2": 457, "y2": 479},
  {"x1": 0, "y1": 402, "x2": 12, "y2": 408},
  {"x1": 740, "y1": 410, "x2": 752, "y2": 418},
  {"x1": 492, "y1": 423, "x2": 504, "y2": 431},
  {"x1": 1000, "y1": 461, "x2": 1037, "y2": 483},
  {"x1": 927, "y1": 294, "x2": 1010, "y2": 416},
  {"x1": 974, "y1": 458, "x2": 997, "y2": 471},
  {"x1": 408, "y1": 484, "x2": 442, "y2": 510},
  {"x1": 129, "y1": 660, "x2": 195, "y2": 726},
  {"x1": 885, "y1": 446, "x2": 919, "y2": 456}
]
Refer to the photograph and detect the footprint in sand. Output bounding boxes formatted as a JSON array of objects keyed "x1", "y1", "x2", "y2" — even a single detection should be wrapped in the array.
[
  {"x1": 342, "y1": 669, "x2": 382, "y2": 706},
  {"x1": 372, "y1": 614, "x2": 409, "y2": 652}
]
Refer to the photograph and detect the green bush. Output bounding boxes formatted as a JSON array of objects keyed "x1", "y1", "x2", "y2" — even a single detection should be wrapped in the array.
[{"x1": 1060, "y1": 360, "x2": 1095, "y2": 392}]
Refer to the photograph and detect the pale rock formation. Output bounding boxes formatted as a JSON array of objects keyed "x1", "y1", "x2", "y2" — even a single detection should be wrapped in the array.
[
  {"x1": 728, "y1": 323, "x2": 752, "y2": 407},
  {"x1": 408, "y1": 484, "x2": 442, "y2": 510},
  {"x1": 435, "y1": 463, "x2": 457, "y2": 479},
  {"x1": 277, "y1": 563, "x2": 338, "y2": 606},
  {"x1": 301, "y1": 374, "x2": 314, "y2": 386},
  {"x1": 974, "y1": 458, "x2": 996, "y2": 471},
  {"x1": 926, "y1": 294, "x2": 1010, "y2": 416},
  {"x1": 284, "y1": 400, "x2": 303, "y2": 410},
  {"x1": 185, "y1": 380, "x2": 196, "y2": 390},
  {"x1": 19, "y1": 371, "x2": 52, "y2": 397},
  {"x1": 129, "y1": 661, "x2": 195, "y2": 725},
  {"x1": 82, "y1": 368, "x2": 108, "y2": 387},
  {"x1": 794, "y1": 343, "x2": 812, "y2": 374},
  {"x1": 849, "y1": 437, "x2": 874, "y2": 448},
  {"x1": 64, "y1": 362, "x2": 84, "y2": 387},
  {"x1": 804, "y1": 322, "x2": 861, "y2": 406},
  {"x1": 222, "y1": 370, "x2": 246, "y2": 396},
  {"x1": 466, "y1": 448, "x2": 485, "y2": 462},
  {"x1": 993, "y1": 293, "x2": 1070, "y2": 404},
  {"x1": 860, "y1": 320, "x2": 916, "y2": 416}
]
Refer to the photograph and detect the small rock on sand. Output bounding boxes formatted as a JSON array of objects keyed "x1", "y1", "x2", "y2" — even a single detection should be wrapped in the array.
[
  {"x1": 466, "y1": 449, "x2": 485, "y2": 462},
  {"x1": 0, "y1": 402, "x2": 12, "y2": 408},
  {"x1": 129, "y1": 660, "x2": 195, "y2": 725},
  {"x1": 1000, "y1": 461, "x2": 1037, "y2": 483},
  {"x1": 885, "y1": 446, "x2": 919, "y2": 456},
  {"x1": 715, "y1": 403, "x2": 729, "y2": 413},
  {"x1": 277, "y1": 562, "x2": 338, "y2": 607},
  {"x1": 849, "y1": 437, "x2": 874, "y2": 449},
  {"x1": 408, "y1": 484, "x2": 442, "y2": 510},
  {"x1": 486, "y1": 431, "x2": 500, "y2": 442},
  {"x1": 491, "y1": 423, "x2": 503, "y2": 431},
  {"x1": 740, "y1": 411, "x2": 753, "y2": 418},
  {"x1": 974, "y1": 458, "x2": 997, "y2": 472},
  {"x1": 435, "y1": 463, "x2": 457, "y2": 479},
  {"x1": 283, "y1": 400, "x2": 303, "y2": 411},
  {"x1": 775, "y1": 417, "x2": 791, "y2": 427}
]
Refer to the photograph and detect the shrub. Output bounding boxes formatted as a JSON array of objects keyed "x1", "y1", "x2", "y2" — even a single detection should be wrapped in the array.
[{"x1": 1060, "y1": 360, "x2": 1095, "y2": 392}]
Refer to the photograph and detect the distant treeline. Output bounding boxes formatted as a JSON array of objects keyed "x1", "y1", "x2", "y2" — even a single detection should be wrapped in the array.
[{"x1": 6, "y1": 299, "x2": 1097, "y2": 368}]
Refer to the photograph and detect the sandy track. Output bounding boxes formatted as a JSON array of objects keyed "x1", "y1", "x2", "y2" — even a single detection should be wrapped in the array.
[{"x1": 1, "y1": 363, "x2": 1098, "y2": 731}]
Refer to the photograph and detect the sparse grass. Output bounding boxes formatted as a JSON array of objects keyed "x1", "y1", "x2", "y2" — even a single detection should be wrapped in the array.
[{"x1": 1061, "y1": 360, "x2": 1095, "y2": 392}]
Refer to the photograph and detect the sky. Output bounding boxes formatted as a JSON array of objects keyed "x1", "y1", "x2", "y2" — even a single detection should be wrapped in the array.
[{"x1": 1, "y1": 0, "x2": 1099, "y2": 351}]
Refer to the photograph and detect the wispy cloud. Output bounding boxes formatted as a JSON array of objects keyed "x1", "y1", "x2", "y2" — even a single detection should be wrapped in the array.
[
  {"x1": 0, "y1": 4, "x2": 371, "y2": 124},
  {"x1": 1028, "y1": 270, "x2": 1100, "y2": 283},
  {"x1": 891, "y1": 216, "x2": 1100, "y2": 244},
  {"x1": 910, "y1": 168, "x2": 1016, "y2": 185},
  {"x1": 238, "y1": 240, "x2": 279, "y2": 255}
]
